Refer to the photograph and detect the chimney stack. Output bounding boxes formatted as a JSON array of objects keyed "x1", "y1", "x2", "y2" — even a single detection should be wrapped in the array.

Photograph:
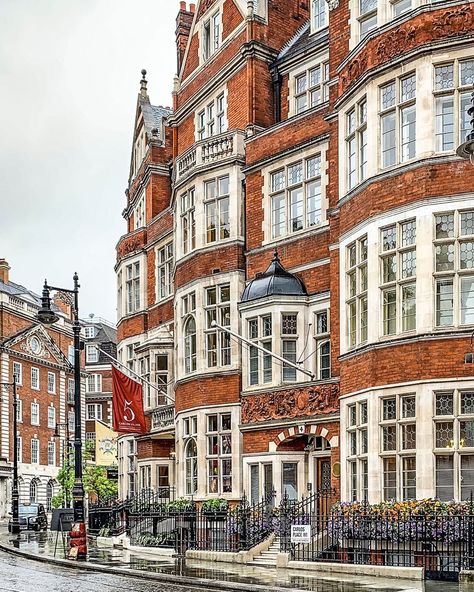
[
  {"x1": 176, "y1": 2, "x2": 195, "y2": 72},
  {"x1": 0, "y1": 259, "x2": 10, "y2": 284}
]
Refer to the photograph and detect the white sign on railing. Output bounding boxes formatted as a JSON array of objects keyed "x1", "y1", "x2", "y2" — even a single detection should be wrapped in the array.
[{"x1": 291, "y1": 524, "x2": 311, "y2": 544}]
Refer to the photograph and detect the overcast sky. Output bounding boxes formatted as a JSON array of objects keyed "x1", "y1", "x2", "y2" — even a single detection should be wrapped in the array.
[{"x1": 0, "y1": 0, "x2": 178, "y2": 323}]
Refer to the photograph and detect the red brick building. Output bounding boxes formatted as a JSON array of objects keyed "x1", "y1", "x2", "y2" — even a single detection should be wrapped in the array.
[
  {"x1": 0, "y1": 259, "x2": 79, "y2": 514},
  {"x1": 116, "y1": 0, "x2": 474, "y2": 504}
]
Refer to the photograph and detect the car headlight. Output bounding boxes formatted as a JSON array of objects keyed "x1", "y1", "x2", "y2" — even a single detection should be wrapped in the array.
[{"x1": 29, "y1": 517, "x2": 37, "y2": 522}]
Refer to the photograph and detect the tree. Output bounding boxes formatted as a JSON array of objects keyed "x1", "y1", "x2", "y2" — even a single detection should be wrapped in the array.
[{"x1": 52, "y1": 441, "x2": 117, "y2": 508}]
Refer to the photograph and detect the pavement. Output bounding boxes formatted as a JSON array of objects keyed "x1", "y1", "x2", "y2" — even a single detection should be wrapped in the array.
[{"x1": 0, "y1": 527, "x2": 468, "y2": 592}]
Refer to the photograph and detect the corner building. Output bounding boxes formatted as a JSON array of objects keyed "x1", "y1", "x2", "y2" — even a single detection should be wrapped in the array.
[{"x1": 116, "y1": 0, "x2": 474, "y2": 504}]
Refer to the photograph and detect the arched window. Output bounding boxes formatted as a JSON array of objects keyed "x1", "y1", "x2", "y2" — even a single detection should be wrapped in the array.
[
  {"x1": 46, "y1": 480, "x2": 55, "y2": 511},
  {"x1": 185, "y1": 439, "x2": 197, "y2": 495},
  {"x1": 184, "y1": 317, "x2": 197, "y2": 374},
  {"x1": 29, "y1": 479, "x2": 39, "y2": 503},
  {"x1": 318, "y1": 340, "x2": 331, "y2": 380}
]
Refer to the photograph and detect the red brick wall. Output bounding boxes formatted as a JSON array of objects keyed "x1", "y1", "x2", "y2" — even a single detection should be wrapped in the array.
[
  {"x1": 137, "y1": 437, "x2": 174, "y2": 459},
  {"x1": 175, "y1": 373, "x2": 241, "y2": 412}
]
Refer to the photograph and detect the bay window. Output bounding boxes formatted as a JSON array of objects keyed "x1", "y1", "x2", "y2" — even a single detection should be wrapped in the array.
[
  {"x1": 346, "y1": 236, "x2": 368, "y2": 347},
  {"x1": 434, "y1": 59, "x2": 474, "y2": 152},
  {"x1": 205, "y1": 175, "x2": 230, "y2": 243},
  {"x1": 380, "y1": 220, "x2": 416, "y2": 336},
  {"x1": 434, "y1": 210, "x2": 474, "y2": 327},
  {"x1": 270, "y1": 154, "x2": 323, "y2": 239},
  {"x1": 207, "y1": 413, "x2": 232, "y2": 494},
  {"x1": 181, "y1": 188, "x2": 196, "y2": 255},
  {"x1": 380, "y1": 73, "x2": 416, "y2": 168},
  {"x1": 205, "y1": 284, "x2": 231, "y2": 367},
  {"x1": 126, "y1": 261, "x2": 141, "y2": 313}
]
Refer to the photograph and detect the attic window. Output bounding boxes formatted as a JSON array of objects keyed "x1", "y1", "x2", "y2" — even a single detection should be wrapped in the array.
[
  {"x1": 311, "y1": 0, "x2": 328, "y2": 31},
  {"x1": 84, "y1": 326, "x2": 97, "y2": 339},
  {"x1": 202, "y1": 11, "x2": 220, "y2": 61}
]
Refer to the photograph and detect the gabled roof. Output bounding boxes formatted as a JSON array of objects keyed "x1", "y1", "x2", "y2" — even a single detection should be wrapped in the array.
[
  {"x1": 1, "y1": 324, "x2": 73, "y2": 368},
  {"x1": 138, "y1": 95, "x2": 172, "y2": 142}
]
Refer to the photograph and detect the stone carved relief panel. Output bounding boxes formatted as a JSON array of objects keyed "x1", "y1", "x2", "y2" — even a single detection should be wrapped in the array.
[
  {"x1": 340, "y1": 6, "x2": 474, "y2": 93},
  {"x1": 241, "y1": 383, "x2": 339, "y2": 423},
  {"x1": 117, "y1": 230, "x2": 146, "y2": 261}
]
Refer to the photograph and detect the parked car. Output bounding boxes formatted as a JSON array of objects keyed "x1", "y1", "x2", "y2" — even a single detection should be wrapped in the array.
[{"x1": 8, "y1": 503, "x2": 48, "y2": 532}]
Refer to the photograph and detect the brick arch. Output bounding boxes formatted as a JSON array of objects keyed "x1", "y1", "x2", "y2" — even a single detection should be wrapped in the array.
[{"x1": 271, "y1": 424, "x2": 338, "y2": 451}]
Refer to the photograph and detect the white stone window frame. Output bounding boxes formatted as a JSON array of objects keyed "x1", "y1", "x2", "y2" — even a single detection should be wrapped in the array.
[
  {"x1": 338, "y1": 53, "x2": 474, "y2": 199},
  {"x1": 345, "y1": 97, "x2": 368, "y2": 191},
  {"x1": 153, "y1": 350, "x2": 172, "y2": 408},
  {"x1": 379, "y1": 72, "x2": 417, "y2": 170},
  {"x1": 339, "y1": 199, "x2": 474, "y2": 354},
  {"x1": 131, "y1": 123, "x2": 147, "y2": 180},
  {"x1": 156, "y1": 240, "x2": 174, "y2": 303},
  {"x1": 433, "y1": 58, "x2": 474, "y2": 155},
  {"x1": 12, "y1": 362, "x2": 22, "y2": 386},
  {"x1": 47, "y1": 440, "x2": 56, "y2": 466},
  {"x1": 433, "y1": 389, "x2": 474, "y2": 501},
  {"x1": 117, "y1": 253, "x2": 147, "y2": 319},
  {"x1": 434, "y1": 209, "x2": 474, "y2": 329},
  {"x1": 314, "y1": 309, "x2": 331, "y2": 380},
  {"x1": 204, "y1": 174, "x2": 231, "y2": 245},
  {"x1": 31, "y1": 367, "x2": 40, "y2": 390},
  {"x1": 47, "y1": 371, "x2": 56, "y2": 395},
  {"x1": 47, "y1": 405, "x2": 56, "y2": 429},
  {"x1": 175, "y1": 273, "x2": 243, "y2": 381},
  {"x1": 206, "y1": 411, "x2": 233, "y2": 495},
  {"x1": 346, "y1": 400, "x2": 369, "y2": 500},
  {"x1": 180, "y1": 187, "x2": 196, "y2": 257},
  {"x1": 87, "y1": 403, "x2": 103, "y2": 421},
  {"x1": 288, "y1": 54, "x2": 329, "y2": 118},
  {"x1": 200, "y1": 6, "x2": 222, "y2": 64},
  {"x1": 31, "y1": 438, "x2": 39, "y2": 464},
  {"x1": 86, "y1": 373, "x2": 102, "y2": 393},
  {"x1": 86, "y1": 344, "x2": 99, "y2": 364},
  {"x1": 204, "y1": 283, "x2": 232, "y2": 368},
  {"x1": 31, "y1": 401, "x2": 40, "y2": 426},
  {"x1": 241, "y1": 295, "x2": 328, "y2": 391},
  {"x1": 310, "y1": 0, "x2": 328, "y2": 33},
  {"x1": 195, "y1": 86, "x2": 228, "y2": 142},
  {"x1": 133, "y1": 193, "x2": 146, "y2": 231},
  {"x1": 379, "y1": 219, "x2": 417, "y2": 338},
  {"x1": 346, "y1": 235, "x2": 369, "y2": 349},
  {"x1": 348, "y1": 0, "x2": 425, "y2": 50},
  {"x1": 16, "y1": 399, "x2": 22, "y2": 423},
  {"x1": 262, "y1": 144, "x2": 329, "y2": 246}
]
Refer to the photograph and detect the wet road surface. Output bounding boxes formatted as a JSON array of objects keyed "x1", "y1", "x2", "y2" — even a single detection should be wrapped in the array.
[{"x1": 0, "y1": 548, "x2": 466, "y2": 592}]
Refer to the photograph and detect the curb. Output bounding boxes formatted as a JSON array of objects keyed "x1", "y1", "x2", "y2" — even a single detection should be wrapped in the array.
[{"x1": 0, "y1": 540, "x2": 310, "y2": 592}]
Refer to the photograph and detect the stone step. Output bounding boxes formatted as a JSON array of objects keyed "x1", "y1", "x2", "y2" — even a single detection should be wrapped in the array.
[{"x1": 252, "y1": 559, "x2": 276, "y2": 566}]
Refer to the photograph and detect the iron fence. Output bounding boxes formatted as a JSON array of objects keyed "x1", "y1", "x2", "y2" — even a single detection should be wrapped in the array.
[{"x1": 281, "y1": 497, "x2": 474, "y2": 581}]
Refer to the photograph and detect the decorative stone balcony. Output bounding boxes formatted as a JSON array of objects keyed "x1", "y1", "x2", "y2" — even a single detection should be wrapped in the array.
[
  {"x1": 151, "y1": 404, "x2": 175, "y2": 433},
  {"x1": 176, "y1": 130, "x2": 246, "y2": 183}
]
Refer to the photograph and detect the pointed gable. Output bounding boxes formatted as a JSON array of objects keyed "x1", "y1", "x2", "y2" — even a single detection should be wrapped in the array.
[{"x1": 3, "y1": 324, "x2": 72, "y2": 368}]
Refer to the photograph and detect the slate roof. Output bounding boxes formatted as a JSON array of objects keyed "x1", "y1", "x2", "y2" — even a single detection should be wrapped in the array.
[
  {"x1": 241, "y1": 252, "x2": 307, "y2": 302},
  {"x1": 139, "y1": 97, "x2": 172, "y2": 141},
  {"x1": 0, "y1": 279, "x2": 61, "y2": 312},
  {"x1": 274, "y1": 20, "x2": 328, "y2": 68}
]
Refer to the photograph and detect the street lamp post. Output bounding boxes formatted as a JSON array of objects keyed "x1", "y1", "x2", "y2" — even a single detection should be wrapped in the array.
[
  {"x1": 37, "y1": 273, "x2": 86, "y2": 558},
  {"x1": 1, "y1": 376, "x2": 20, "y2": 535},
  {"x1": 457, "y1": 91, "x2": 474, "y2": 164}
]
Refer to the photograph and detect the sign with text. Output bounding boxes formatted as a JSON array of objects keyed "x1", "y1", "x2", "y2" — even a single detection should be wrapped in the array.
[
  {"x1": 291, "y1": 524, "x2": 311, "y2": 544},
  {"x1": 50, "y1": 508, "x2": 74, "y2": 532}
]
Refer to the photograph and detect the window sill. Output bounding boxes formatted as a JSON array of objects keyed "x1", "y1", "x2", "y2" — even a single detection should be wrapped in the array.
[{"x1": 263, "y1": 222, "x2": 330, "y2": 249}]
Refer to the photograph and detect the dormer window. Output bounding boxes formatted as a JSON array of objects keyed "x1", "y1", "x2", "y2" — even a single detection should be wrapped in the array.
[
  {"x1": 84, "y1": 326, "x2": 97, "y2": 339},
  {"x1": 311, "y1": 0, "x2": 327, "y2": 31},
  {"x1": 202, "y1": 11, "x2": 220, "y2": 61}
]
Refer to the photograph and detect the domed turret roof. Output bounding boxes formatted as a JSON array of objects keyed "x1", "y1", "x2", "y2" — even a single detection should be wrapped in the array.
[{"x1": 241, "y1": 252, "x2": 307, "y2": 302}]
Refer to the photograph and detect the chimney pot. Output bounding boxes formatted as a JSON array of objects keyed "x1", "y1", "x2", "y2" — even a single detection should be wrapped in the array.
[
  {"x1": 0, "y1": 259, "x2": 10, "y2": 284},
  {"x1": 180, "y1": 1, "x2": 186, "y2": 9},
  {"x1": 190, "y1": 3, "x2": 196, "y2": 11}
]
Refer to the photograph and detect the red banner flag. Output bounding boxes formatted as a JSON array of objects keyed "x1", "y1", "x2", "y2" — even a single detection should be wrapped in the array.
[{"x1": 112, "y1": 366, "x2": 147, "y2": 434}]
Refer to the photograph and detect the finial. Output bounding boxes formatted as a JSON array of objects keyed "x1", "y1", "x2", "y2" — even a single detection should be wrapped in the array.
[
  {"x1": 140, "y1": 69, "x2": 148, "y2": 96},
  {"x1": 272, "y1": 249, "x2": 280, "y2": 262}
]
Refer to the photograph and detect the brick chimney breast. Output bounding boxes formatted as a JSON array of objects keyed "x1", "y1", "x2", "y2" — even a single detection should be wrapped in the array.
[
  {"x1": 0, "y1": 259, "x2": 10, "y2": 284},
  {"x1": 176, "y1": 2, "x2": 194, "y2": 72}
]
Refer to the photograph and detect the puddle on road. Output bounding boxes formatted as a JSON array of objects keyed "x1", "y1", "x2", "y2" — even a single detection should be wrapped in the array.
[{"x1": 2, "y1": 531, "x2": 464, "y2": 592}]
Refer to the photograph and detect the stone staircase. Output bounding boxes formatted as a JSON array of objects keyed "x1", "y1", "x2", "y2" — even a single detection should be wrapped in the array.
[{"x1": 250, "y1": 537, "x2": 281, "y2": 567}]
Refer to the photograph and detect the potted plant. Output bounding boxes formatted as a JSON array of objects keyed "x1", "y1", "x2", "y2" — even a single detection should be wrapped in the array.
[
  {"x1": 167, "y1": 497, "x2": 194, "y2": 516},
  {"x1": 202, "y1": 498, "x2": 228, "y2": 520}
]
